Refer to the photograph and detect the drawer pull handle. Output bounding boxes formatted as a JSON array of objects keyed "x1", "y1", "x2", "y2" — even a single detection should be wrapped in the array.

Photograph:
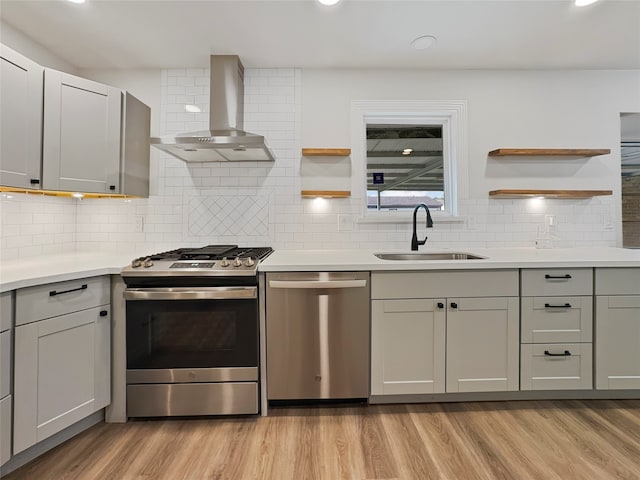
[
  {"x1": 49, "y1": 284, "x2": 88, "y2": 297},
  {"x1": 437, "y1": 302, "x2": 444, "y2": 309},
  {"x1": 544, "y1": 274, "x2": 572, "y2": 280},
  {"x1": 99, "y1": 310, "x2": 108, "y2": 317},
  {"x1": 450, "y1": 302, "x2": 458, "y2": 309},
  {"x1": 544, "y1": 303, "x2": 572, "y2": 309},
  {"x1": 544, "y1": 350, "x2": 571, "y2": 357}
]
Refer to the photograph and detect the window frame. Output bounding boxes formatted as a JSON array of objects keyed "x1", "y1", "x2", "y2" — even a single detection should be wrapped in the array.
[{"x1": 350, "y1": 100, "x2": 468, "y2": 222}]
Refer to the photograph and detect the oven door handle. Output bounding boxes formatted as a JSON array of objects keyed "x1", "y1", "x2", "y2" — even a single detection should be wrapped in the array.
[{"x1": 124, "y1": 287, "x2": 257, "y2": 300}]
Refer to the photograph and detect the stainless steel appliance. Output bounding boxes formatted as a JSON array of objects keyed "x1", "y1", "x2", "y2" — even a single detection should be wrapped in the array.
[
  {"x1": 150, "y1": 55, "x2": 275, "y2": 163},
  {"x1": 266, "y1": 272, "x2": 370, "y2": 401},
  {"x1": 121, "y1": 245, "x2": 272, "y2": 417}
]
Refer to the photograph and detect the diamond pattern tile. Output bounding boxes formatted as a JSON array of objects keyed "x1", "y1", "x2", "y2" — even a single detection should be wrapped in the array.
[{"x1": 188, "y1": 195, "x2": 269, "y2": 237}]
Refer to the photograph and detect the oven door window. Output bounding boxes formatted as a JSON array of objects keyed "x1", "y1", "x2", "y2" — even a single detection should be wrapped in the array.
[{"x1": 126, "y1": 299, "x2": 257, "y2": 369}]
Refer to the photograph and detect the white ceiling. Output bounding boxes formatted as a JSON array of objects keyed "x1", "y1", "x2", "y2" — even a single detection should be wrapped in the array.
[{"x1": 1, "y1": 0, "x2": 639, "y2": 71}]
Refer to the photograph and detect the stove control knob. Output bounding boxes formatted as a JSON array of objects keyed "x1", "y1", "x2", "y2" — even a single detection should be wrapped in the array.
[
  {"x1": 142, "y1": 258, "x2": 154, "y2": 268},
  {"x1": 233, "y1": 257, "x2": 243, "y2": 267},
  {"x1": 244, "y1": 257, "x2": 255, "y2": 267},
  {"x1": 220, "y1": 257, "x2": 230, "y2": 267},
  {"x1": 131, "y1": 258, "x2": 143, "y2": 268}
]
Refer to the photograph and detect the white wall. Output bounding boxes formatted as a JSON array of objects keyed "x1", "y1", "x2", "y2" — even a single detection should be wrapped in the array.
[
  {"x1": 302, "y1": 69, "x2": 640, "y2": 198},
  {"x1": 2, "y1": 52, "x2": 639, "y2": 258},
  {"x1": 71, "y1": 67, "x2": 638, "y2": 254},
  {"x1": 0, "y1": 20, "x2": 78, "y2": 73},
  {"x1": 79, "y1": 69, "x2": 162, "y2": 137}
]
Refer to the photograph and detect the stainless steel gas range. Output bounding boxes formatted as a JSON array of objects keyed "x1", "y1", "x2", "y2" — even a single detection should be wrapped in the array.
[{"x1": 121, "y1": 245, "x2": 273, "y2": 417}]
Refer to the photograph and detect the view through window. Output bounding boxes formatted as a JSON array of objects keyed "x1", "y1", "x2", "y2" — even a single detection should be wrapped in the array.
[{"x1": 366, "y1": 124, "x2": 445, "y2": 211}]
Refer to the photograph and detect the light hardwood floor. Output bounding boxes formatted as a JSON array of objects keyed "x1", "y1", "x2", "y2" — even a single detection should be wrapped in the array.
[{"x1": 4, "y1": 400, "x2": 640, "y2": 480}]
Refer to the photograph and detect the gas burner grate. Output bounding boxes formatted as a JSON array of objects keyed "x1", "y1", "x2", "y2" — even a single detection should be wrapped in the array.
[{"x1": 143, "y1": 245, "x2": 273, "y2": 262}]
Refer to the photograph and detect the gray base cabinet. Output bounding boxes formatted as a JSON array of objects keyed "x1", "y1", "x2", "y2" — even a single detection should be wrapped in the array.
[
  {"x1": 371, "y1": 270, "x2": 520, "y2": 396},
  {"x1": 521, "y1": 343, "x2": 593, "y2": 390},
  {"x1": 1, "y1": 395, "x2": 11, "y2": 466},
  {"x1": 520, "y1": 269, "x2": 593, "y2": 391},
  {"x1": 446, "y1": 297, "x2": 519, "y2": 393},
  {"x1": 0, "y1": 291, "x2": 12, "y2": 466},
  {"x1": 13, "y1": 276, "x2": 111, "y2": 454},
  {"x1": 595, "y1": 268, "x2": 640, "y2": 390},
  {"x1": 371, "y1": 299, "x2": 445, "y2": 395}
]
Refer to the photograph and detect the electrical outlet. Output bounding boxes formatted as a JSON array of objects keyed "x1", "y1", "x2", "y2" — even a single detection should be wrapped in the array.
[
  {"x1": 339, "y1": 215, "x2": 354, "y2": 232},
  {"x1": 134, "y1": 215, "x2": 144, "y2": 233},
  {"x1": 545, "y1": 215, "x2": 555, "y2": 228},
  {"x1": 466, "y1": 216, "x2": 477, "y2": 230}
]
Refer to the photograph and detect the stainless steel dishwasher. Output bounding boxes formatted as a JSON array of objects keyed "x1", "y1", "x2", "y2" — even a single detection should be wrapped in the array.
[{"x1": 266, "y1": 272, "x2": 370, "y2": 401}]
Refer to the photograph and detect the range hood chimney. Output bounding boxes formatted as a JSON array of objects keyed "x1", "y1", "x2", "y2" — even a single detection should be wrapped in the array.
[{"x1": 150, "y1": 55, "x2": 275, "y2": 162}]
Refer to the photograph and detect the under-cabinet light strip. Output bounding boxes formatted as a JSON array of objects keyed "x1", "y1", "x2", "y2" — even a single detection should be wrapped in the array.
[{"x1": 0, "y1": 186, "x2": 138, "y2": 199}]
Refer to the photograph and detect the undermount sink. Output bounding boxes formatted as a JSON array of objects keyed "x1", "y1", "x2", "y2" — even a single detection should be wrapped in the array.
[{"x1": 374, "y1": 252, "x2": 487, "y2": 261}]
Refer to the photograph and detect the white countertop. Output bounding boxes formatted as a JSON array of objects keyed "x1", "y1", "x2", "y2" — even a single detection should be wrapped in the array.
[
  {"x1": 259, "y1": 247, "x2": 640, "y2": 272},
  {"x1": 0, "y1": 251, "x2": 137, "y2": 292},
  {"x1": 2, "y1": 247, "x2": 640, "y2": 292}
]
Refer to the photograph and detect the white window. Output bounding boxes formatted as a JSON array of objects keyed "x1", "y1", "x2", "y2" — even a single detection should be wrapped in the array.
[{"x1": 351, "y1": 100, "x2": 468, "y2": 221}]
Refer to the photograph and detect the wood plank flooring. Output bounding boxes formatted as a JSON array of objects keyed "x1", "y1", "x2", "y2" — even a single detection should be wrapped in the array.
[{"x1": 4, "y1": 400, "x2": 640, "y2": 480}]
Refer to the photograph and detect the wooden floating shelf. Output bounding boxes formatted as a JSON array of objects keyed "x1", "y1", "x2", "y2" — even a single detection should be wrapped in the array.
[
  {"x1": 0, "y1": 186, "x2": 137, "y2": 199},
  {"x1": 488, "y1": 148, "x2": 611, "y2": 157},
  {"x1": 489, "y1": 189, "x2": 613, "y2": 199},
  {"x1": 302, "y1": 148, "x2": 351, "y2": 157},
  {"x1": 301, "y1": 190, "x2": 351, "y2": 198}
]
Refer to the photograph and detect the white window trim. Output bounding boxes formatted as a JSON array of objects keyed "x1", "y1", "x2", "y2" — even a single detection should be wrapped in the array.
[{"x1": 350, "y1": 100, "x2": 468, "y2": 223}]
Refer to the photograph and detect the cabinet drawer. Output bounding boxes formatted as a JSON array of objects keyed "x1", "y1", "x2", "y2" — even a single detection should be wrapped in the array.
[
  {"x1": 520, "y1": 343, "x2": 592, "y2": 390},
  {"x1": 1, "y1": 395, "x2": 10, "y2": 466},
  {"x1": 16, "y1": 276, "x2": 109, "y2": 326},
  {"x1": 521, "y1": 269, "x2": 592, "y2": 296},
  {"x1": 521, "y1": 296, "x2": 593, "y2": 343},
  {"x1": 595, "y1": 268, "x2": 640, "y2": 295},
  {"x1": 0, "y1": 291, "x2": 12, "y2": 332},
  {"x1": 0, "y1": 330, "x2": 10, "y2": 398},
  {"x1": 371, "y1": 270, "x2": 518, "y2": 299}
]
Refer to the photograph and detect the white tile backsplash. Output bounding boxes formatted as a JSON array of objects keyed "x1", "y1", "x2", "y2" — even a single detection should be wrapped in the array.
[
  {"x1": 0, "y1": 67, "x2": 619, "y2": 259},
  {"x1": 0, "y1": 193, "x2": 77, "y2": 260}
]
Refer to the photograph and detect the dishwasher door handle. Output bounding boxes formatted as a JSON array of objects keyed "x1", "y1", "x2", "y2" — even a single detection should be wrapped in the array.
[{"x1": 268, "y1": 280, "x2": 367, "y2": 289}]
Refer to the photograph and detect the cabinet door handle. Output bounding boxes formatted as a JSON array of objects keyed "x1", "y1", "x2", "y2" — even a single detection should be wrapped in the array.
[
  {"x1": 99, "y1": 310, "x2": 108, "y2": 317},
  {"x1": 544, "y1": 350, "x2": 571, "y2": 357},
  {"x1": 49, "y1": 284, "x2": 88, "y2": 297},
  {"x1": 437, "y1": 302, "x2": 444, "y2": 309},
  {"x1": 450, "y1": 302, "x2": 458, "y2": 309},
  {"x1": 544, "y1": 274, "x2": 572, "y2": 280},
  {"x1": 30, "y1": 178, "x2": 40, "y2": 185},
  {"x1": 544, "y1": 303, "x2": 572, "y2": 309},
  {"x1": 109, "y1": 185, "x2": 116, "y2": 191}
]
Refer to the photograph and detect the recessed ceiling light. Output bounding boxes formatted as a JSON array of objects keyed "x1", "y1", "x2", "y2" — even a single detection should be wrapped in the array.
[
  {"x1": 67, "y1": 0, "x2": 86, "y2": 4},
  {"x1": 575, "y1": 0, "x2": 599, "y2": 6},
  {"x1": 411, "y1": 35, "x2": 437, "y2": 51},
  {"x1": 317, "y1": 0, "x2": 341, "y2": 5},
  {"x1": 402, "y1": 148, "x2": 413, "y2": 155}
]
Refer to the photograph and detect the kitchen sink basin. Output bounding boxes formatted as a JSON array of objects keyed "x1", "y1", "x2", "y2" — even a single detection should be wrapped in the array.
[{"x1": 374, "y1": 252, "x2": 487, "y2": 261}]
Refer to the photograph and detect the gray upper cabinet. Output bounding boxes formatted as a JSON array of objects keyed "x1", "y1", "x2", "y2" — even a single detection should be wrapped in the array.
[
  {"x1": 121, "y1": 92, "x2": 150, "y2": 197},
  {"x1": 0, "y1": 44, "x2": 44, "y2": 189},
  {"x1": 42, "y1": 68, "x2": 122, "y2": 194}
]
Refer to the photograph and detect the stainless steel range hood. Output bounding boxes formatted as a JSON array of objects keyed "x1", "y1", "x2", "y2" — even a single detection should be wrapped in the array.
[{"x1": 151, "y1": 55, "x2": 275, "y2": 162}]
